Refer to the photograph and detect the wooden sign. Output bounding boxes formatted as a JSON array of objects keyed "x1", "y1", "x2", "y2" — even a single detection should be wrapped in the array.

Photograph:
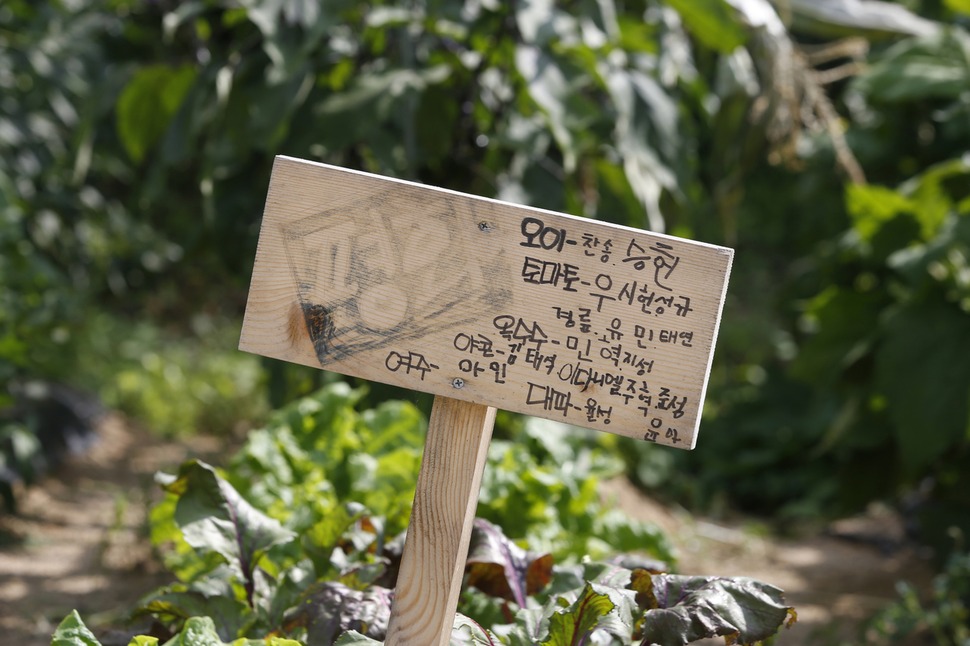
[
  {"x1": 241, "y1": 155, "x2": 734, "y2": 645},
  {"x1": 241, "y1": 156, "x2": 733, "y2": 449}
]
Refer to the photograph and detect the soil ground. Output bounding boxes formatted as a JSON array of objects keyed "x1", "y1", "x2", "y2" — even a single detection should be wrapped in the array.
[{"x1": 0, "y1": 416, "x2": 936, "y2": 646}]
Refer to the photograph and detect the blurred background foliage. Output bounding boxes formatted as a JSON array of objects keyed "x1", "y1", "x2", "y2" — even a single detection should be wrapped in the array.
[{"x1": 2, "y1": 0, "x2": 969, "y2": 566}]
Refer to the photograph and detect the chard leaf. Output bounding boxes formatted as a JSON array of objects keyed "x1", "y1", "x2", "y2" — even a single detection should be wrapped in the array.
[
  {"x1": 333, "y1": 632, "x2": 382, "y2": 645},
  {"x1": 451, "y1": 613, "x2": 502, "y2": 644},
  {"x1": 543, "y1": 582, "x2": 631, "y2": 645},
  {"x1": 637, "y1": 572, "x2": 796, "y2": 645},
  {"x1": 289, "y1": 582, "x2": 392, "y2": 644},
  {"x1": 162, "y1": 460, "x2": 296, "y2": 591},
  {"x1": 139, "y1": 589, "x2": 248, "y2": 641},
  {"x1": 51, "y1": 610, "x2": 102, "y2": 646},
  {"x1": 161, "y1": 616, "x2": 226, "y2": 646},
  {"x1": 466, "y1": 518, "x2": 554, "y2": 607}
]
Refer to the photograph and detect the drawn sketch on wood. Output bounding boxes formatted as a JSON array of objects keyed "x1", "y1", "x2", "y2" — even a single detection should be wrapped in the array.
[{"x1": 241, "y1": 155, "x2": 734, "y2": 449}]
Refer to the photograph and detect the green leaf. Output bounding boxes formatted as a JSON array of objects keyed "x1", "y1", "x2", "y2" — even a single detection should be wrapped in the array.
[
  {"x1": 50, "y1": 610, "x2": 102, "y2": 646},
  {"x1": 161, "y1": 616, "x2": 227, "y2": 646},
  {"x1": 127, "y1": 637, "x2": 159, "y2": 646},
  {"x1": 602, "y1": 65, "x2": 679, "y2": 231},
  {"x1": 451, "y1": 614, "x2": 502, "y2": 645},
  {"x1": 116, "y1": 65, "x2": 196, "y2": 162},
  {"x1": 163, "y1": 460, "x2": 296, "y2": 585},
  {"x1": 946, "y1": 0, "x2": 970, "y2": 14},
  {"x1": 515, "y1": 45, "x2": 578, "y2": 172},
  {"x1": 542, "y1": 582, "x2": 626, "y2": 645},
  {"x1": 139, "y1": 587, "x2": 250, "y2": 641},
  {"x1": 856, "y1": 28, "x2": 970, "y2": 102},
  {"x1": 333, "y1": 632, "x2": 382, "y2": 646},
  {"x1": 788, "y1": 0, "x2": 939, "y2": 39},
  {"x1": 665, "y1": 0, "x2": 747, "y2": 53},
  {"x1": 640, "y1": 573, "x2": 796, "y2": 645},
  {"x1": 876, "y1": 301, "x2": 970, "y2": 472}
]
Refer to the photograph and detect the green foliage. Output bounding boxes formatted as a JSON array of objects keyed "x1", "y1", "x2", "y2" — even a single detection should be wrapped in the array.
[
  {"x1": 51, "y1": 610, "x2": 101, "y2": 646},
  {"x1": 619, "y1": 14, "x2": 970, "y2": 548},
  {"x1": 865, "y1": 550, "x2": 970, "y2": 645},
  {"x1": 81, "y1": 316, "x2": 268, "y2": 437},
  {"x1": 117, "y1": 65, "x2": 198, "y2": 163},
  {"x1": 52, "y1": 612, "x2": 303, "y2": 646},
  {"x1": 52, "y1": 385, "x2": 796, "y2": 645}
]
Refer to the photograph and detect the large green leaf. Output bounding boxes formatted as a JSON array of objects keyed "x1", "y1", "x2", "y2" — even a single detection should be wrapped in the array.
[
  {"x1": 946, "y1": 0, "x2": 970, "y2": 14},
  {"x1": 515, "y1": 45, "x2": 578, "y2": 172},
  {"x1": 856, "y1": 28, "x2": 970, "y2": 102},
  {"x1": 116, "y1": 65, "x2": 196, "y2": 162},
  {"x1": 139, "y1": 585, "x2": 249, "y2": 642},
  {"x1": 333, "y1": 632, "x2": 382, "y2": 646},
  {"x1": 162, "y1": 461, "x2": 296, "y2": 587},
  {"x1": 876, "y1": 300, "x2": 970, "y2": 472},
  {"x1": 543, "y1": 582, "x2": 632, "y2": 645},
  {"x1": 160, "y1": 616, "x2": 226, "y2": 646},
  {"x1": 788, "y1": 0, "x2": 939, "y2": 39},
  {"x1": 846, "y1": 183, "x2": 917, "y2": 242},
  {"x1": 50, "y1": 610, "x2": 102, "y2": 646},
  {"x1": 638, "y1": 573, "x2": 796, "y2": 645},
  {"x1": 664, "y1": 0, "x2": 747, "y2": 53}
]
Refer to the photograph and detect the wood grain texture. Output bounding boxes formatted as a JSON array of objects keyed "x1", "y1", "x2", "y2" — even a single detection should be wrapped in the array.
[
  {"x1": 240, "y1": 155, "x2": 734, "y2": 448},
  {"x1": 385, "y1": 396, "x2": 496, "y2": 646}
]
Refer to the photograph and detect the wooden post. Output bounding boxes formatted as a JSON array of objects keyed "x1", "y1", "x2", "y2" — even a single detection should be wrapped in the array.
[{"x1": 385, "y1": 397, "x2": 496, "y2": 646}]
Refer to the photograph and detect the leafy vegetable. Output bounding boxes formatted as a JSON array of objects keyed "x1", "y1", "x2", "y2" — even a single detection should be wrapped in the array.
[
  {"x1": 52, "y1": 385, "x2": 794, "y2": 645},
  {"x1": 51, "y1": 611, "x2": 100, "y2": 646},
  {"x1": 466, "y1": 518, "x2": 554, "y2": 607},
  {"x1": 639, "y1": 573, "x2": 797, "y2": 645},
  {"x1": 160, "y1": 460, "x2": 296, "y2": 607}
]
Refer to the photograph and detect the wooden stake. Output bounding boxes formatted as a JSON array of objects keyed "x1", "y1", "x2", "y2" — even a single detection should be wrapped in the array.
[{"x1": 385, "y1": 396, "x2": 496, "y2": 646}]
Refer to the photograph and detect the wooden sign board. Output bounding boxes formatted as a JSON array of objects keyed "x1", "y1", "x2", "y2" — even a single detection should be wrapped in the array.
[{"x1": 241, "y1": 156, "x2": 733, "y2": 449}]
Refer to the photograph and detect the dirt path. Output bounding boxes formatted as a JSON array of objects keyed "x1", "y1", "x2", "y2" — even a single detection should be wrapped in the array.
[
  {"x1": 0, "y1": 415, "x2": 224, "y2": 645},
  {"x1": 1, "y1": 418, "x2": 936, "y2": 645}
]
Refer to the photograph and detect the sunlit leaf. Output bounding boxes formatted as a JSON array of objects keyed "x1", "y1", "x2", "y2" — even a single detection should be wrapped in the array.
[
  {"x1": 543, "y1": 582, "x2": 631, "y2": 645},
  {"x1": 946, "y1": 0, "x2": 970, "y2": 14},
  {"x1": 116, "y1": 65, "x2": 196, "y2": 163},
  {"x1": 51, "y1": 610, "x2": 102, "y2": 646},
  {"x1": 665, "y1": 0, "x2": 747, "y2": 53},
  {"x1": 161, "y1": 616, "x2": 227, "y2": 645},
  {"x1": 127, "y1": 637, "x2": 159, "y2": 646},
  {"x1": 333, "y1": 631, "x2": 382, "y2": 646},
  {"x1": 515, "y1": 45, "x2": 578, "y2": 172},
  {"x1": 451, "y1": 613, "x2": 502, "y2": 644}
]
